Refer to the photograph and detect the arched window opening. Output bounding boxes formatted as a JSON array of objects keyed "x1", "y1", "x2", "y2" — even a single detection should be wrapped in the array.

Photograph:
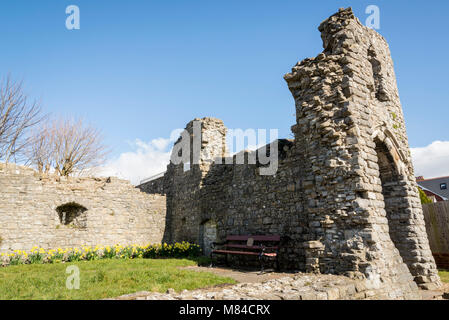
[
  {"x1": 56, "y1": 202, "x2": 88, "y2": 228},
  {"x1": 368, "y1": 47, "x2": 389, "y2": 102},
  {"x1": 375, "y1": 139, "x2": 412, "y2": 271}
]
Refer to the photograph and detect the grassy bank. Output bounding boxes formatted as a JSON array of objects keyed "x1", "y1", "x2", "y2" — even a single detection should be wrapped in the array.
[
  {"x1": 438, "y1": 270, "x2": 449, "y2": 283},
  {"x1": 0, "y1": 258, "x2": 235, "y2": 300}
]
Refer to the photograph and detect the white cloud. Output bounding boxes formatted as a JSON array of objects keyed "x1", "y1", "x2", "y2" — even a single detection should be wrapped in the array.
[
  {"x1": 96, "y1": 129, "x2": 269, "y2": 185},
  {"x1": 411, "y1": 141, "x2": 449, "y2": 179},
  {"x1": 97, "y1": 137, "x2": 172, "y2": 185}
]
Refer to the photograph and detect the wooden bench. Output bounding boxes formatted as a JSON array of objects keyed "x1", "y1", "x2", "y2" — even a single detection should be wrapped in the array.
[{"x1": 210, "y1": 235, "x2": 281, "y2": 272}]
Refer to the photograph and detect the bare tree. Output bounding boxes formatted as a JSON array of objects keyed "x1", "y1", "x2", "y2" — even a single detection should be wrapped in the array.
[
  {"x1": 27, "y1": 121, "x2": 55, "y2": 174},
  {"x1": 27, "y1": 117, "x2": 109, "y2": 176},
  {"x1": 0, "y1": 76, "x2": 43, "y2": 163}
]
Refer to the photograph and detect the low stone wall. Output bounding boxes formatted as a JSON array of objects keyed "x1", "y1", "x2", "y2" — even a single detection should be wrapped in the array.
[
  {"x1": 0, "y1": 163, "x2": 166, "y2": 252},
  {"x1": 113, "y1": 272, "x2": 422, "y2": 300},
  {"x1": 138, "y1": 176, "x2": 166, "y2": 195}
]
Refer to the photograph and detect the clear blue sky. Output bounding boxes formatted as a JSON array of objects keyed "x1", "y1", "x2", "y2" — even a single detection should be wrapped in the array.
[{"x1": 0, "y1": 0, "x2": 448, "y2": 159}]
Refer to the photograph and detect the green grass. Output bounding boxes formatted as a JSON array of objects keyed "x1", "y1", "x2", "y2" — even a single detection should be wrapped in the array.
[
  {"x1": 0, "y1": 258, "x2": 236, "y2": 300},
  {"x1": 438, "y1": 270, "x2": 449, "y2": 283}
]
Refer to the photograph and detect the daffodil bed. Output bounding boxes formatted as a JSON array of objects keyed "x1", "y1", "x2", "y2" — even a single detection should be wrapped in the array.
[
  {"x1": 0, "y1": 258, "x2": 236, "y2": 299},
  {"x1": 1, "y1": 242, "x2": 201, "y2": 266}
]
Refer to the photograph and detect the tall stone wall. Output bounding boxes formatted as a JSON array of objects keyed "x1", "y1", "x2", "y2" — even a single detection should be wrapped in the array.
[
  {"x1": 0, "y1": 163, "x2": 166, "y2": 252},
  {"x1": 161, "y1": 118, "x2": 229, "y2": 244},
  {"x1": 139, "y1": 8, "x2": 441, "y2": 297},
  {"x1": 159, "y1": 130, "x2": 306, "y2": 269}
]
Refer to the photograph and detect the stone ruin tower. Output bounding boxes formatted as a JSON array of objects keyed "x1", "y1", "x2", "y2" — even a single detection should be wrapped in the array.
[
  {"x1": 140, "y1": 8, "x2": 441, "y2": 296},
  {"x1": 284, "y1": 8, "x2": 440, "y2": 290},
  {"x1": 159, "y1": 118, "x2": 228, "y2": 247}
]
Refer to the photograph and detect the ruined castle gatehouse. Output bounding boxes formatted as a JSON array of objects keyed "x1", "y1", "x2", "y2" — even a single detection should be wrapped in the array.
[
  {"x1": 139, "y1": 8, "x2": 441, "y2": 297},
  {"x1": 0, "y1": 7, "x2": 441, "y2": 300}
]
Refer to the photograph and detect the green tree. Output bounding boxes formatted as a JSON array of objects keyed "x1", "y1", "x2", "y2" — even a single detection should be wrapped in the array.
[{"x1": 419, "y1": 187, "x2": 432, "y2": 204}]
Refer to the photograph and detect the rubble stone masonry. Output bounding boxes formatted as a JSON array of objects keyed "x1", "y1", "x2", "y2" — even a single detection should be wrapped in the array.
[
  {"x1": 0, "y1": 163, "x2": 166, "y2": 252},
  {"x1": 139, "y1": 8, "x2": 441, "y2": 297},
  {"x1": 0, "y1": 7, "x2": 441, "y2": 300}
]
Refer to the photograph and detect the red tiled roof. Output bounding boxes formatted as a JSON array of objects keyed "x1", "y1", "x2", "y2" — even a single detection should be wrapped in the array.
[{"x1": 416, "y1": 176, "x2": 449, "y2": 182}]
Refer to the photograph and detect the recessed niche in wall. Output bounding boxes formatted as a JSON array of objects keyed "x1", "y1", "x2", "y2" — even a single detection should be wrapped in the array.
[
  {"x1": 199, "y1": 219, "x2": 217, "y2": 257},
  {"x1": 56, "y1": 202, "x2": 88, "y2": 229}
]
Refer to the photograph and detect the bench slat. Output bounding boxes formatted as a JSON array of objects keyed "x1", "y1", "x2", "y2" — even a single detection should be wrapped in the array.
[
  {"x1": 226, "y1": 235, "x2": 281, "y2": 242},
  {"x1": 212, "y1": 250, "x2": 260, "y2": 256},
  {"x1": 213, "y1": 249, "x2": 278, "y2": 257},
  {"x1": 223, "y1": 244, "x2": 279, "y2": 250}
]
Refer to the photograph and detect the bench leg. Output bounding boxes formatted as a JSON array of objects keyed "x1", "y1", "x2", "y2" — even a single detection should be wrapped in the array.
[
  {"x1": 209, "y1": 252, "x2": 214, "y2": 268},
  {"x1": 259, "y1": 254, "x2": 264, "y2": 274}
]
